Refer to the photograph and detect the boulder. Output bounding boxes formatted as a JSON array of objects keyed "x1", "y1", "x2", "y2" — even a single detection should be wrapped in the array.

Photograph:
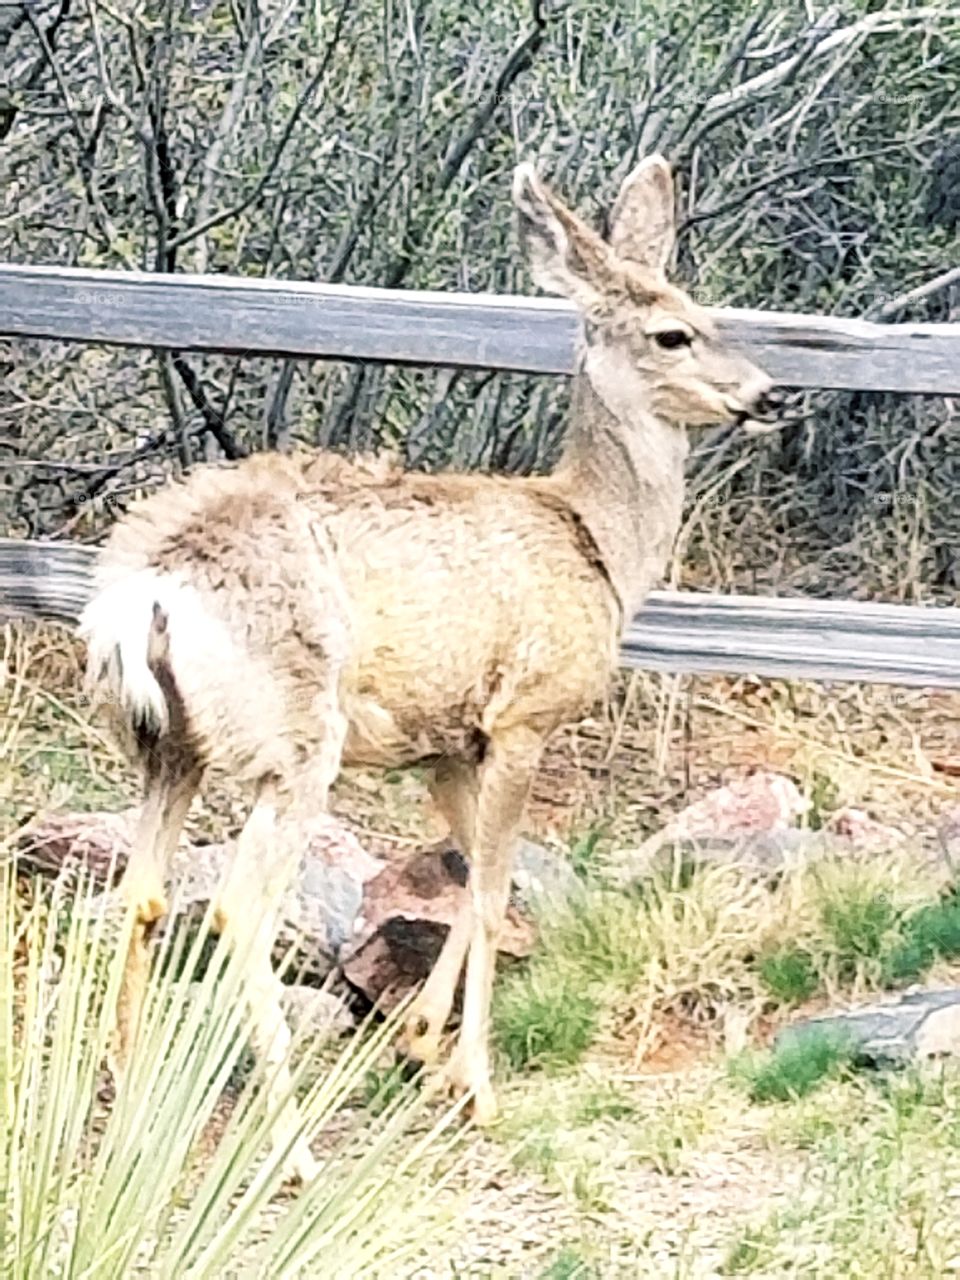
[
  {"x1": 180, "y1": 982, "x2": 356, "y2": 1041},
  {"x1": 511, "y1": 837, "x2": 581, "y2": 915},
  {"x1": 342, "y1": 844, "x2": 536, "y2": 1008},
  {"x1": 16, "y1": 807, "x2": 134, "y2": 885},
  {"x1": 609, "y1": 771, "x2": 811, "y2": 883},
  {"x1": 17, "y1": 809, "x2": 384, "y2": 982},
  {"x1": 608, "y1": 774, "x2": 912, "y2": 884},
  {"x1": 777, "y1": 987, "x2": 960, "y2": 1067},
  {"x1": 280, "y1": 986, "x2": 356, "y2": 1040}
]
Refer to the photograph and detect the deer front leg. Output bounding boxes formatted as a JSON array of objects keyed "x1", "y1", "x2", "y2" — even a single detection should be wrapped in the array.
[
  {"x1": 444, "y1": 727, "x2": 541, "y2": 1124},
  {"x1": 399, "y1": 758, "x2": 478, "y2": 1065},
  {"x1": 400, "y1": 898, "x2": 474, "y2": 1066}
]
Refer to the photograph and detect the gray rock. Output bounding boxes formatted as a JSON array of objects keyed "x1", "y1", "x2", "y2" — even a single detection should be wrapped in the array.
[
  {"x1": 179, "y1": 982, "x2": 355, "y2": 1043},
  {"x1": 611, "y1": 829, "x2": 879, "y2": 885},
  {"x1": 280, "y1": 986, "x2": 356, "y2": 1039},
  {"x1": 298, "y1": 859, "x2": 364, "y2": 955},
  {"x1": 510, "y1": 838, "x2": 581, "y2": 914},
  {"x1": 81, "y1": 839, "x2": 371, "y2": 981},
  {"x1": 777, "y1": 987, "x2": 960, "y2": 1067}
]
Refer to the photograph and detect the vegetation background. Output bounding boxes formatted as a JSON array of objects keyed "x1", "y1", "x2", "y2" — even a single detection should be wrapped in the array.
[{"x1": 2, "y1": 0, "x2": 959, "y2": 603}]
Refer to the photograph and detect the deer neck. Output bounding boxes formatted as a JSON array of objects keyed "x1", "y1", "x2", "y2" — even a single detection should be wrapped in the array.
[{"x1": 554, "y1": 342, "x2": 689, "y2": 623}]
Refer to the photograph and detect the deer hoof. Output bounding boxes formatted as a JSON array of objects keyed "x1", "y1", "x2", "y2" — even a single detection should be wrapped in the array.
[{"x1": 442, "y1": 1050, "x2": 499, "y2": 1125}]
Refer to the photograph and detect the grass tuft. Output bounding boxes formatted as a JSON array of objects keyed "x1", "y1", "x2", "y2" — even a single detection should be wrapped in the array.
[
  {"x1": 494, "y1": 972, "x2": 598, "y2": 1070},
  {"x1": 539, "y1": 1246, "x2": 597, "y2": 1279},
  {"x1": 820, "y1": 889, "x2": 899, "y2": 974},
  {"x1": 757, "y1": 945, "x2": 820, "y2": 1004},
  {"x1": 732, "y1": 1029, "x2": 853, "y2": 1103}
]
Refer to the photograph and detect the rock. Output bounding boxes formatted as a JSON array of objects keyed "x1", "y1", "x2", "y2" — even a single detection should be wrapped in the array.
[
  {"x1": 280, "y1": 986, "x2": 356, "y2": 1039},
  {"x1": 510, "y1": 837, "x2": 580, "y2": 914},
  {"x1": 777, "y1": 987, "x2": 960, "y2": 1067},
  {"x1": 610, "y1": 827, "x2": 832, "y2": 883},
  {"x1": 824, "y1": 807, "x2": 907, "y2": 851},
  {"x1": 17, "y1": 811, "x2": 559, "y2": 1006},
  {"x1": 24, "y1": 808, "x2": 384, "y2": 982},
  {"x1": 162, "y1": 816, "x2": 386, "y2": 982},
  {"x1": 16, "y1": 808, "x2": 136, "y2": 885},
  {"x1": 342, "y1": 845, "x2": 536, "y2": 1008},
  {"x1": 663, "y1": 771, "x2": 811, "y2": 840},
  {"x1": 179, "y1": 982, "x2": 355, "y2": 1042},
  {"x1": 607, "y1": 775, "x2": 918, "y2": 885},
  {"x1": 609, "y1": 771, "x2": 812, "y2": 884},
  {"x1": 939, "y1": 807, "x2": 960, "y2": 856}
]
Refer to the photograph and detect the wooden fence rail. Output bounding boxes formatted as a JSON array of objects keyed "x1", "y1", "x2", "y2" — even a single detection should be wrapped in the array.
[
  {"x1": 3, "y1": 263, "x2": 960, "y2": 392},
  {"x1": 4, "y1": 540, "x2": 959, "y2": 689}
]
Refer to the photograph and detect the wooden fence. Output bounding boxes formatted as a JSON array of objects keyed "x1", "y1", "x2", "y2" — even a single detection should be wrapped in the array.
[
  {"x1": 3, "y1": 263, "x2": 960, "y2": 688},
  {"x1": 3, "y1": 264, "x2": 960, "y2": 392}
]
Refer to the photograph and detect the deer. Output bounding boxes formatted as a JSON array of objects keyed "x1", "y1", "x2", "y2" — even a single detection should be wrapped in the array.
[{"x1": 78, "y1": 152, "x2": 780, "y2": 1184}]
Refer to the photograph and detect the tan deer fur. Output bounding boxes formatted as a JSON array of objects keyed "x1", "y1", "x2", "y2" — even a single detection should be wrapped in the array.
[{"x1": 79, "y1": 153, "x2": 777, "y2": 1183}]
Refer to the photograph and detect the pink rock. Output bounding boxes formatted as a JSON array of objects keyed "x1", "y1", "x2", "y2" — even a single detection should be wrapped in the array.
[
  {"x1": 17, "y1": 808, "x2": 137, "y2": 884},
  {"x1": 827, "y1": 806, "x2": 906, "y2": 848},
  {"x1": 342, "y1": 843, "x2": 535, "y2": 1009},
  {"x1": 671, "y1": 771, "x2": 810, "y2": 839}
]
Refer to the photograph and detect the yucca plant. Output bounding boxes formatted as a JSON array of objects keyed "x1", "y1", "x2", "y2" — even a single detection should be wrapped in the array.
[{"x1": 0, "y1": 858, "x2": 463, "y2": 1278}]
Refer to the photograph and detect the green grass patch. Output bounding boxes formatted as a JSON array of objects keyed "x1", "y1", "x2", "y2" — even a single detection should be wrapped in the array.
[
  {"x1": 723, "y1": 1068, "x2": 960, "y2": 1273},
  {"x1": 574, "y1": 1083, "x2": 638, "y2": 1123},
  {"x1": 733, "y1": 1029, "x2": 853, "y2": 1103},
  {"x1": 539, "y1": 1246, "x2": 597, "y2": 1279},
  {"x1": 903, "y1": 893, "x2": 960, "y2": 959},
  {"x1": 493, "y1": 971, "x2": 598, "y2": 1070},
  {"x1": 568, "y1": 825, "x2": 607, "y2": 880},
  {"x1": 361, "y1": 1059, "x2": 416, "y2": 1114},
  {"x1": 757, "y1": 945, "x2": 820, "y2": 1004},
  {"x1": 820, "y1": 889, "x2": 899, "y2": 972}
]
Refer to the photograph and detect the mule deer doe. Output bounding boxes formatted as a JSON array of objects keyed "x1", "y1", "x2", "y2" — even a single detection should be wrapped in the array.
[{"x1": 79, "y1": 153, "x2": 779, "y2": 1182}]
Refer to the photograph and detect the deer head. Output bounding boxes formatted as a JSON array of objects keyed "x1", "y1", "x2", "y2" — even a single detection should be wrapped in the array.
[{"x1": 512, "y1": 155, "x2": 779, "y2": 435}]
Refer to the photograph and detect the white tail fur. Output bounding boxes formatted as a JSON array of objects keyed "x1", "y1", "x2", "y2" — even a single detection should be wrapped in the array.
[{"x1": 79, "y1": 569, "x2": 234, "y2": 738}]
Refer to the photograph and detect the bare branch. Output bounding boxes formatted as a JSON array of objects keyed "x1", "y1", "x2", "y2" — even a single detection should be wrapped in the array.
[
  {"x1": 866, "y1": 266, "x2": 960, "y2": 321},
  {"x1": 191, "y1": 8, "x2": 265, "y2": 273},
  {"x1": 166, "y1": 0, "x2": 352, "y2": 253},
  {"x1": 171, "y1": 353, "x2": 247, "y2": 459}
]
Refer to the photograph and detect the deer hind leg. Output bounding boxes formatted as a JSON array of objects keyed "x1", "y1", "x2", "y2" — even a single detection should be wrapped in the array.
[
  {"x1": 111, "y1": 755, "x2": 202, "y2": 1078},
  {"x1": 399, "y1": 757, "x2": 479, "y2": 1066},
  {"x1": 444, "y1": 726, "x2": 542, "y2": 1124},
  {"x1": 213, "y1": 710, "x2": 348, "y2": 1185}
]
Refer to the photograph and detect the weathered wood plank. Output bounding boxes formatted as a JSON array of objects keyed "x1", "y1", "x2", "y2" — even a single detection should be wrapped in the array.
[
  {"x1": 1, "y1": 263, "x2": 959, "y2": 393},
  {"x1": 3, "y1": 540, "x2": 958, "y2": 688},
  {"x1": 622, "y1": 594, "x2": 960, "y2": 689}
]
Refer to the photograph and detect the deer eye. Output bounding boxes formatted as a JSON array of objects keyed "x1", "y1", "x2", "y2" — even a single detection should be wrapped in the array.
[{"x1": 653, "y1": 329, "x2": 692, "y2": 350}]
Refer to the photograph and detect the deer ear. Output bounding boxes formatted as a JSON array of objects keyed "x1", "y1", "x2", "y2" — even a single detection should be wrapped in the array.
[
  {"x1": 512, "y1": 163, "x2": 609, "y2": 309},
  {"x1": 609, "y1": 154, "x2": 676, "y2": 272}
]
